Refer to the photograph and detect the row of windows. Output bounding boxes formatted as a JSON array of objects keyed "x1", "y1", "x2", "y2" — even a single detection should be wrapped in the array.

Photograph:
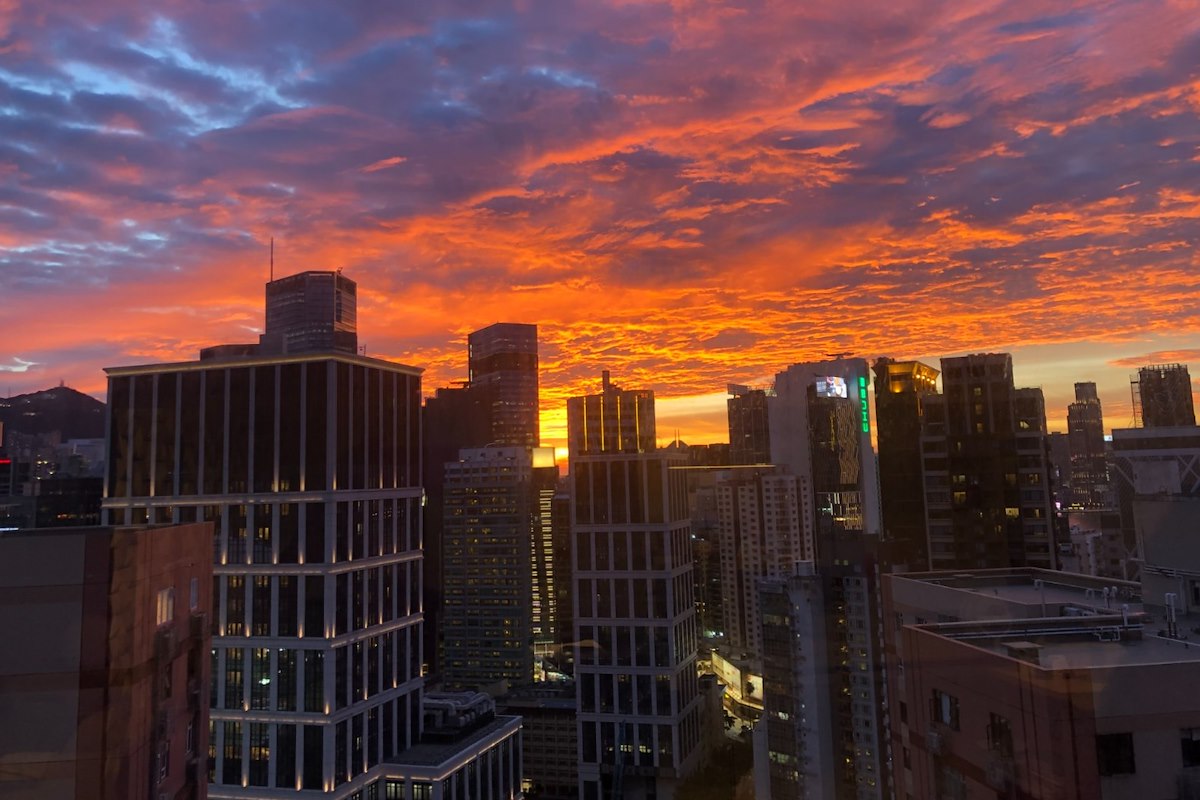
[
  {"x1": 211, "y1": 626, "x2": 420, "y2": 713},
  {"x1": 572, "y1": 458, "x2": 689, "y2": 525},
  {"x1": 579, "y1": 667, "x2": 700, "y2": 719},
  {"x1": 108, "y1": 363, "x2": 419, "y2": 499},
  {"x1": 212, "y1": 563, "x2": 420, "y2": 641},
  {"x1": 208, "y1": 695, "x2": 422, "y2": 789},
  {"x1": 575, "y1": 528, "x2": 692, "y2": 573}
]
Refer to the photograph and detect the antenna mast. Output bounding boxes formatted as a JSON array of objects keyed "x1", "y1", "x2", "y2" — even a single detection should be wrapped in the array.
[{"x1": 270, "y1": 237, "x2": 274, "y2": 282}]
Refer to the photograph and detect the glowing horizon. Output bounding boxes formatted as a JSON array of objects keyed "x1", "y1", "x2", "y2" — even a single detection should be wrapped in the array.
[{"x1": 1, "y1": 1, "x2": 1198, "y2": 449}]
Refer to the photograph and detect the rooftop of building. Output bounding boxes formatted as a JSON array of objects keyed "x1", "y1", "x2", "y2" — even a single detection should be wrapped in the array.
[
  {"x1": 888, "y1": 568, "x2": 1143, "y2": 616},
  {"x1": 386, "y1": 715, "x2": 521, "y2": 770},
  {"x1": 1111, "y1": 425, "x2": 1200, "y2": 446},
  {"x1": 105, "y1": 349, "x2": 422, "y2": 376},
  {"x1": 917, "y1": 612, "x2": 1200, "y2": 670}
]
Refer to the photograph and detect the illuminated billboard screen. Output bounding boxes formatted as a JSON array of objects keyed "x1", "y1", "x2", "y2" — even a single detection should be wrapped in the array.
[{"x1": 815, "y1": 376, "x2": 848, "y2": 399}]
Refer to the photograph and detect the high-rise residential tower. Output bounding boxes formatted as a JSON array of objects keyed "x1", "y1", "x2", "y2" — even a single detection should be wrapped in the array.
[
  {"x1": 920, "y1": 353, "x2": 1056, "y2": 570},
  {"x1": 758, "y1": 542, "x2": 888, "y2": 800},
  {"x1": 716, "y1": 467, "x2": 810, "y2": 656},
  {"x1": 469, "y1": 322, "x2": 540, "y2": 448},
  {"x1": 1133, "y1": 363, "x2": 1196, "y2": 428},
  {"x1": 872, "y1": 358, "x2": 940, "y2": 570},
  {"x1": 570, "y1": 373, "x2": 704, "y2": 800},
  {"x1": 1066, "y1": 382, "x2": 1109, "y2": 508}
]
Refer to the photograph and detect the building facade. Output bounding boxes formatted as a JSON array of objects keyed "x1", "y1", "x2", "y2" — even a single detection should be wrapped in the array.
[
  {"x1": 0, "y1": 523, "x2": 212, "y2": 800},
  {"x1": 769, "y1": 358, "x2": 882, "y2": 550},
  {"x1": 884, "y1": 568, "x2": 1200, "y2": 800},
  {"x1": 569, "y1": 374, "x2": 704, "y2": 800},
  {"x1": 566, "y1": 371, "x2": 655, "y2": 461},
  {"x1": 1134, "y1": 362, "x2": 1196, "y2": 428},
  {"x1": 259, "y1": 270, "x2": 359, "y2": 356},
  {"x1": 716, "y1": 467, "x2": 810, "y2": 657},
  {"x1": 872, "y1": 358, "x2": 939, "y2": 570},
  {"x1": 440, "y1": 446, "x2": 556, "y2": 690},
  {"x1": 103, "y1": 350, "x2": 425, "y2": 798},
  {"x1": 727, "y1": 385, "x2": 771, "y2": 466},
  {"x1": 1067, "y1": 382, "x2": 1110, "y2": 509},
  {"x1": 468, "y1": 323, "x2": 540, "y2": 449},
  {"x1": 921, "y1": 353, "x2": 1056, "y2": 570}
]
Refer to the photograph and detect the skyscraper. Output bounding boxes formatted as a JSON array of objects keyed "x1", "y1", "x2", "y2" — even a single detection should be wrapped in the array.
[
  {"x1": 258, "y1": 270, "x2": 358, "y2": 356},
  {"x1": 1134, "y1": 362, "x2": 1196, "y2": 428},
  {"x1": 921, "y1": 353, "x2": 1056, "y2": 570},
  {"x1": 469, "y1": 322, "x2": 540, "y2": 448},
  {"x1": 727, "y1": 385, "x2": 771, "y2": 465},
  {"x1": 420, "y1": 385, "x2": 491, "y2": 675},
  {"x1": 440, "y1": 445, "x2": 556, "y2": 690},
  {"x1": 1066, "y1": 382, "x2": 1109, "y2": 508},
  {"x1": 102, "y1": 273, "x2": 523, "y2": 799},
  {"x1": 716, "y1": 467, "x2": 810, "y2": 656},
  {"x1": 769, "y1": 358, "x2": 881, "y2": 548},
  {"x1": 873, "y1": 357, "x2": 939, "y2": 570},
  {"x1": 758, "y1": 544, "x2": 888, "y2": 800},
  {"x1": 569, "y1": 372, "x2": 704, "y2": 800}
]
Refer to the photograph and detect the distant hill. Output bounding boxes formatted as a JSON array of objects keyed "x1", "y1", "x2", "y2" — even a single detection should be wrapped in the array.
[{"x1": 0, "y1": 386, "x2": 106, "y2": 440}]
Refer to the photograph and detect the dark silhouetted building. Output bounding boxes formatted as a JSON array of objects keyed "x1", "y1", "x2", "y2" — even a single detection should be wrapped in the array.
[
  {"x1": 0, "y1": 523, "x2": 212, "y2": 800},
  {"x1": 728, "y1": 385, "x2": 771, "y2": 465},
  {"x1": 1067, "y1": 382, "x2": 1110, "y2": 508},
  {"x1": 441, "y1": 445, "x2": 556, "y2": 690},
  {"x1": 498, "y1": 684, "x2": 578, "y2": 799},
  {"x1": 259, "y1": 270, "x2": 358, "y2": 355},
  {"x1": 873, "y1": 358, "x2": 939, "y2": 570},
  {"x1": 469, "y1": 322, "x2": 540, "y2": 448},
  {"x1": 566, "y1": 370, "x2": 655, "y2": 463},
  {"x1": 921, "y1": 353, "x2": 1056, "y2": 570},
  {"x1": 1134, "y1": 362, "x2": 1196, "y2": 428},
  {"x1": 421, "y1": 385, "x2": 491, "y2": 676},
  {"x1": 423, "y1": 322, "x2": 541, "y2": 676}
]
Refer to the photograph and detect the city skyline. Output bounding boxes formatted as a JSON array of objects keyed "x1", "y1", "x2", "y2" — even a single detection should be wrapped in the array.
[{"x1": 2, "y1": 1, "x2": 1199, "y2": 447}]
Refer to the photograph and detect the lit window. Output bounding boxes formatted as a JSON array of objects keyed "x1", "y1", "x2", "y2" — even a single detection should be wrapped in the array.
[{"x1": 157, "y1": 587, "x2": 175, "y2": 627}]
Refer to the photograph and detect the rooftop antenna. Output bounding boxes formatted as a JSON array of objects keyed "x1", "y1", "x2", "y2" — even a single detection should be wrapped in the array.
[{"x1": 270, "y1": 237, "x2": 274, "y2": 282}]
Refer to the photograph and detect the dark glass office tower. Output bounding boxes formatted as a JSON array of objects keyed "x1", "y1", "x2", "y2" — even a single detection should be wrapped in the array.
[
  {"x1": 468, "y1": 322, "x2": 540, "y2": 447},
  {"x1": 259, "y1": 270, "x2": 358, "y2": 355},
  {"x1": 1067, "y1": 382, "x2": 1109, "y2": 508},
  {"x1": 873, "y1": 358, "x2": 940, "y2": 570},
  {"x1": 727, "y1": 385, "x2": 771, "y2": 465},
  {"x1": 1134, "y1": 363, "x2": 1196, "y2": 428},
  {"x1": 921, "y1": 353, "x2": 1056, "y2": 570}
]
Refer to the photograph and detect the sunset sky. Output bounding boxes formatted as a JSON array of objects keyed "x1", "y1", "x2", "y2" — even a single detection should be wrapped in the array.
[{"x1": 1, "y1": 0, "x2": 1198, "y2": 448}]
